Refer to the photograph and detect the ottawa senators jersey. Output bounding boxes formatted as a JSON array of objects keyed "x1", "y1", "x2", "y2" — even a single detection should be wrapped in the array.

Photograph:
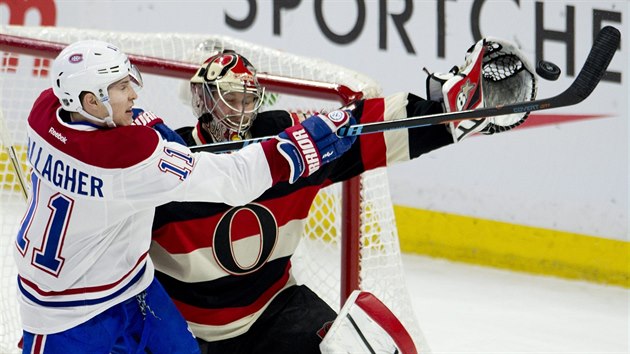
[
  {"x1": 14, "y1": 89, "x2": 288, "y2": 335},
  {"x1": 151, "y1": 92, "x2": 453, "y2": 341}
]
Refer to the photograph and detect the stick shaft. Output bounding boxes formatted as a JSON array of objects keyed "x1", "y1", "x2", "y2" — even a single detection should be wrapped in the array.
[{"x1": 189, "y1": 26, "x2": 619, "y2": 153}]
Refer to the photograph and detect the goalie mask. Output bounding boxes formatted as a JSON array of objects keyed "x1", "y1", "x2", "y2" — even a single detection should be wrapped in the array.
[{"x1": 190, "y1": 51, "x2": 265, "y2": 142}]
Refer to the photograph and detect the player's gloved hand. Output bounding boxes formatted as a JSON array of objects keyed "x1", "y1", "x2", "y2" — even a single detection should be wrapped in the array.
[
  {"x1": 132, "y1": 108, "x2": 164, "y2": 127},
  {"x1": 132, "y1": 109, "x2": 186, "y2": 145},
  {"x1": 425, "y1": 37, "x2": 537, "y2": 142},
  {"x1": 276, "y1": 110, "x2": 356, "y2": 184}
]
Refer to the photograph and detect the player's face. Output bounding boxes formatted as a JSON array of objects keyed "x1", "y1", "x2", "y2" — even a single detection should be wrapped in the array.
[
  {"x1": 107, "y1": 76, "x2": 138, "y2": 126},
  {"x1": 209, "y1": 90, "x2": 257, "y2": 127}
]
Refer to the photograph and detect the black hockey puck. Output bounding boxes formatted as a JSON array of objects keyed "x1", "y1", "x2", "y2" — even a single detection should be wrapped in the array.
[{"x1": 536, "y1": 60, "x2": 561, "y2": 81}]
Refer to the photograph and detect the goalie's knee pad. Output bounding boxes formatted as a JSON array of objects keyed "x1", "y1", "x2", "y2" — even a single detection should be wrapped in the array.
[
  {"x1": 319, "y1": 291, "x2": 417, "y2": 354},
  {"x1": 426, "y1": 37, "x2": 537, "y2": 142}
]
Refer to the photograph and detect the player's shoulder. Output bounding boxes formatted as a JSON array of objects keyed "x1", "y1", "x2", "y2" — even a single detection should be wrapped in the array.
[
  {"x1": 28, "y1": 88, "x2": 60, "y2": 124},
  {"x1": 251, "y1": 110, "x2": 294, "y2": 137},
  {"x1": 27, "y1": 89, "x2": 161, "y2": 168},
  {"x1": 34, "y1": 87, "x2": 58, "y2": 107},
  {"x1": 174, "y1": 126, "x2": 196, "y2": 146},
  {"x1": 175, "y1": 125, "x2": 194, "y2": 137},
  {"x1": 97, "y1": 126, "x2": 161, "y2": 168},
  {"x1": 55, "y1": 125, "x2": 160, "y2": 169}
]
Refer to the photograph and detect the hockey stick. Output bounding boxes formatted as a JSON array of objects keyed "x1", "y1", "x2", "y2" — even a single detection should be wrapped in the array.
[
  {"x1": 0, "y1": 108, "x2": 29, "y2": 200},
  {"x1": 191, "y1": 26, "x2": 620, "y2": 154}
]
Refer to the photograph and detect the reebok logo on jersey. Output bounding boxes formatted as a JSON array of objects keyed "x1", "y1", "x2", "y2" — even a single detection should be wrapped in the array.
[
  {"x1": 291, "y1": 128, "x2": 320, "y2": 174},
  {"x1": 48, "y1": 127, "x2": 67, "y2": 144}
]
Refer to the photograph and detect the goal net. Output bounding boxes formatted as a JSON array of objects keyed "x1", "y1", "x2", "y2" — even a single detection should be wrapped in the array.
[{"x1": 0, "y1": 25, "x2": 429, "y2": 353}]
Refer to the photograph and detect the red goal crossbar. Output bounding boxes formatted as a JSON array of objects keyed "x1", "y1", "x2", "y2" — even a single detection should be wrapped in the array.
[{"x1": 0, "y1": 34, "x2": 364, "y2": 103}]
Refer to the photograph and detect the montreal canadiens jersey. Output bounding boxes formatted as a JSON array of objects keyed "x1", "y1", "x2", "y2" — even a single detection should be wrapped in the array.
[
  {"x1": 150, "y1": 92, "x2": 454, "y2": 341},
  {"x1": 14, "y1": 89, "x2": 283, "y2": 334}
]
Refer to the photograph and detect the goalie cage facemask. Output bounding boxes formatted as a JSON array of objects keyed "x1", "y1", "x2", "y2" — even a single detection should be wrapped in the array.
[{"x1": 190, "y1": 51, "x2": 265, "y2": 142}]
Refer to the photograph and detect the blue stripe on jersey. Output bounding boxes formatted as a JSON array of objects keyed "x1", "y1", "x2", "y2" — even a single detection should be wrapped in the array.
[{"x1": 17, "y1": 264, "x2": 146, "y2": 307}]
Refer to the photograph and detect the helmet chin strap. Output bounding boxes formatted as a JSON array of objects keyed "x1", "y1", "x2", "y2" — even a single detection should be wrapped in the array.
[{"x1": 77, "y1": 101, "x2": 116, "y2": 128}]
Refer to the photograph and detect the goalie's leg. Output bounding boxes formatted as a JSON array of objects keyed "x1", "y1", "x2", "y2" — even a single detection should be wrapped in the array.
[
  {"x1": 198, "y1": 285, "x2": 336, "y2": 354},
  {"x1": 320, "y1": 290, "x2": 418, "y2": 354}
]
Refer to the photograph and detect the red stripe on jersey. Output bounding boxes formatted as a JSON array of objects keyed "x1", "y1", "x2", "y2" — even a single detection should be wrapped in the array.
[
  {"x1": 259, "y1": 139, "x2": 289, "y2": 184},
  {"x1": 358, "y1": 98, "x2": 387, "y2": 170},
  {"x1": 28, "y1": 89, "x2": 160, "y2": 168},
  {"x1": 18, "y1": 252, "x2": 148, "y2": 297},
  {"x1": 289, "y1": 112, "x2": 305, "y2": 125},
  {"x1": 194, "y1": 122, "x2": 209, "y2": 144},
  {"x1": 173, "y1": 261, "x2": 292, "y2": 325},
  {"x1": 33, "y1": 334, "x2": 45, "y2": 354},
  {"x1": 153, "y1": 185, "x2": 321, "y2": 253}
]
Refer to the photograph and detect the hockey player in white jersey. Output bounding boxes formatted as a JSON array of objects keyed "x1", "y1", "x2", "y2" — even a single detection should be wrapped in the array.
[{"x1": 13, "y1": 40, "x2": 356, "y2": 354}]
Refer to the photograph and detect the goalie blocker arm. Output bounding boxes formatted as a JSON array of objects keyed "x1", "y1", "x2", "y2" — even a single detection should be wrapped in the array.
[
  {"x1": 337, "y1": 26, "x2": 620, "y2": 137},
  {"x1": 190, "y1": 26, "x2": 620, "y2": 154}
]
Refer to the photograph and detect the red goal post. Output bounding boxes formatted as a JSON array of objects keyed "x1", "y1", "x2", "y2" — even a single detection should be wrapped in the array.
[{"x1": 0, "y1": 26, "x2": 429, "y2": 353}]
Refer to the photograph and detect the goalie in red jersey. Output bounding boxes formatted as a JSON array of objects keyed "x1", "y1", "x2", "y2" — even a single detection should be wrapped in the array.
[{"x1": 150, "y1": 40, "x2": 536, "y2": 354}]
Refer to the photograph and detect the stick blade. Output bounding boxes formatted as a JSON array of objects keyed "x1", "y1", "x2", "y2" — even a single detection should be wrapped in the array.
[{"x1": 569, "y1": 26, "x2": 621, "y2": 102}]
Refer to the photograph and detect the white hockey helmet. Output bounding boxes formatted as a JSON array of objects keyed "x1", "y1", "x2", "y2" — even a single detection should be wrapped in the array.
[
  {"x1": 51, "y1": 40, "x2": 143, "y2": 126},
  {"x1": 190, "y1": 50, "x2": 264, "y2": 141}
]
